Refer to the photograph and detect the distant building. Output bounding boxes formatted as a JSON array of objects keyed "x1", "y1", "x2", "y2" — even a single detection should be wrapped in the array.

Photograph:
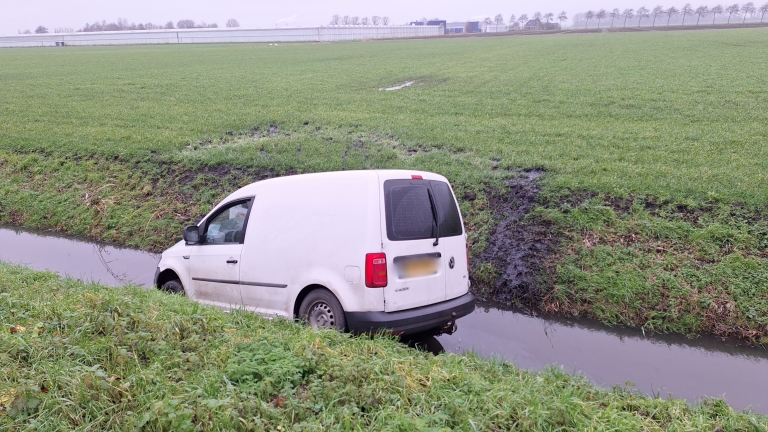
[
  {"x1": 524, "y1": 19, "x2": 560, "y2": 30},
  {"x1": 483, "y1": 23, "x2": 509, "y2": 33},
  {"x1": 465, "y1": 21, "x2": 481, "y2": 33},
  {"x1": 524, "y1": 19, "x2": 544, "y2": 30},
  {"x1": 446, "y1": 22, "x2": 466, "y2": 34},
  {"x1": 427, "y1": 20, "x2": 446, "y2": 28}
]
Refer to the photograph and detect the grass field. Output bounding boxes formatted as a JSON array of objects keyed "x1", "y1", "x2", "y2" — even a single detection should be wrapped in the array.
[
  {"x1": 1, "y1": 28, "x2": 767, "y2": 342},
  {"x1": 1, "y1": 263, "x2": 766, "y2": 430}
]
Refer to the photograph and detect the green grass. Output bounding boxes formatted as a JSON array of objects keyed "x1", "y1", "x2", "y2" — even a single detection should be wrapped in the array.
[
  {"x1": 1, "y1": 263, "x2": 766, "y2": 430},
  {"x1": 0, "y1": 28, "x2": 767, "y2": 341}
]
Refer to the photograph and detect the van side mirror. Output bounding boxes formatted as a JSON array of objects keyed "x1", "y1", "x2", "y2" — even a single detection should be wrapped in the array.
[{"x1": 183, "y1": 226, "x2": 200, "y2": 245}]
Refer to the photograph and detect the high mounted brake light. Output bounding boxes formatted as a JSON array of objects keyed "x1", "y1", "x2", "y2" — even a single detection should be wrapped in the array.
[
  {"x1": 365, "y1": 253, "x2": 388, "y2": 288},
  {"x1": 411, "y1": 175, "x2": 423, "y2": 180}
]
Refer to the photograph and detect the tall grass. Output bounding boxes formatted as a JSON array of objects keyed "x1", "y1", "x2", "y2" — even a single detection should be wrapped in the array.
[{"x1": 1, "y1": 264, "x2": 765, "y2": 430}]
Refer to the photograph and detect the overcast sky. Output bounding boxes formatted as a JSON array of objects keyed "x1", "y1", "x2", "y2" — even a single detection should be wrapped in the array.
[{"x1": 4, "y1": 0, "x2": 662, "y2": 35}]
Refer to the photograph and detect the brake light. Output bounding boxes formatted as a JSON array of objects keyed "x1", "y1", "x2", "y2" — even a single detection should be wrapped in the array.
[
  {"x1": 365, "y1": 253, "x2": 388, "y2": 288},
  {"x1": 411, "y1": 175, "x2": 423, "y2": 180}
]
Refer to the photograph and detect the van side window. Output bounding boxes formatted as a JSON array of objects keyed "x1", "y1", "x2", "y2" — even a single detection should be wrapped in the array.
[
  {"x1": 384, "y1": 180, "x2": 463, "y2": 241},
  {"x1": 203, "y1": 201, "x2": 251, "y2": 244}
]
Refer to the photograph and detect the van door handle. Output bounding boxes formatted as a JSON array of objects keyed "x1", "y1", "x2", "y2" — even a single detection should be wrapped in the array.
[{"x1": 226, "y1": 259, "x2": 238, "y2": 264}]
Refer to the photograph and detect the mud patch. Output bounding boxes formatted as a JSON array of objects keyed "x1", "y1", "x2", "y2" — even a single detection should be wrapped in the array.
[
  {"x1": 475, "y1": 169, "x2": 558, "y2": 304},
  {"x1": 380, "y1": 81, "x2": 415, "y2": 91}
]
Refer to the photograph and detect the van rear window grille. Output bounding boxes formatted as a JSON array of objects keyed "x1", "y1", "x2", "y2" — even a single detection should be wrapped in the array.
[{"x1": 384, "y1": 179, "x2": 463, "y2": 242}]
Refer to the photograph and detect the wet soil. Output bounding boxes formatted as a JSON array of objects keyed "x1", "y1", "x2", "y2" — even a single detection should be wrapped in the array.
[{"x1": 475, "y1": 169, "x2": 559, "y2": 304}]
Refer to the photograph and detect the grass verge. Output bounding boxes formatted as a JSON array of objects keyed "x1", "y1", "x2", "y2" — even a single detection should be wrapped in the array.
[{"x1": 1, "y1": 263, "x2": 766, "y2": 431}]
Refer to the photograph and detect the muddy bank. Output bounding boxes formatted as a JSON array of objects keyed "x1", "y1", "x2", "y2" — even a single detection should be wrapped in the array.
[{"x1": 472, "y1": 170, "x2": 559, "y2": 304}]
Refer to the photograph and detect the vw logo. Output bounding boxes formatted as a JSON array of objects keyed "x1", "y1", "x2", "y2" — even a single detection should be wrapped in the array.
[{"x1": 449, "y1": 257, "x2": 455, "y2": 269}]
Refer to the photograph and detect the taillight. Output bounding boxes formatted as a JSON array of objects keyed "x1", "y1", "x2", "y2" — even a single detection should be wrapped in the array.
[{"x1": 365, "y1": 253, "x2": 388, "y2": 288}]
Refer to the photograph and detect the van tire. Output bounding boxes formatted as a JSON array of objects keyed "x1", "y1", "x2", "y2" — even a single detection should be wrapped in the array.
[
  {"x1": 299, "y1": 289, "x2": 346, "y2": 331},
  {"x1": 161, "y1": 279, "x2": 185, "y2": 295}
]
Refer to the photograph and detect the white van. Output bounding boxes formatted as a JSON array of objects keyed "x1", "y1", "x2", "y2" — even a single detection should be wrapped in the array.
[{"x1": 154, "y1": 170, "x2": 475, "y2": 336}]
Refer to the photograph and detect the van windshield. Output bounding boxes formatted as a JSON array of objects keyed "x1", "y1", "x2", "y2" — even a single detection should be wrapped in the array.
[{"x1": 384, "y1": 179, "x2": 463, "y2": 241}]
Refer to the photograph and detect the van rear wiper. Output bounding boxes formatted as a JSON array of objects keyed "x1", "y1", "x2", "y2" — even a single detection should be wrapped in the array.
[{"x1": 427, "y1": 188, "x2": 440, "y2": 247}]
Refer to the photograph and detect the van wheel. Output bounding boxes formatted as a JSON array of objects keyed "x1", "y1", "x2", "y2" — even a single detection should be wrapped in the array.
[
  {"x1": 299, "y1": 290, "x2": 346, "y2": 331},
  {"x1": 161, "y1": 279, "x2": 185, "y2": 295}
]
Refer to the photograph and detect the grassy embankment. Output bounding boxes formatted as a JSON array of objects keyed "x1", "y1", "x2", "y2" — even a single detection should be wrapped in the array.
[
  {"x1": 0, "y1": 28, "x2": 766, "y2": 342},
  {"x1": 1, "y1": 263, "x2": 766, "y2": 430}
]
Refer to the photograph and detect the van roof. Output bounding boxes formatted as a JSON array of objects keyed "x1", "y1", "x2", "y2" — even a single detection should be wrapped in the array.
[{"x1": 223, "y1": 170, "x2": 449, "y2": 202}]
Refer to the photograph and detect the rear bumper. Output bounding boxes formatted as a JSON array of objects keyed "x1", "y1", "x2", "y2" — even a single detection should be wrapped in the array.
[{"x1": 346, "y1": 293, "x2": 476, "y2": 336}]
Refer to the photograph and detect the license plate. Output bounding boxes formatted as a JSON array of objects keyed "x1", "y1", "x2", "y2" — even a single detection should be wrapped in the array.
[{"x1": 399, "y1": 258, "x2": 438, "y2": 278}]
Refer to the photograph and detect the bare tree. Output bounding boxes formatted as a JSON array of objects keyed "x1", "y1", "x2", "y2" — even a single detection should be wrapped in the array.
[
  {"x1": 609, "y1": 8, "x2": 621, "y2": 27},
  {"x1": 361, "y1": 17, "x2": 369, "y2": 25},
  {"x1": 760, "y1": 3, "x2": 768, "y2": 21},
  {"x1": 558, "y1": 11, "x2": 568, "y2": 27},
  {"x1": 35, "y1": 26, "x2": 49, "y2": 33},
  {"x1": 726, "y1": 4, "x2": 741, "y2": 23},
  {"x1": 742, "y1": 2, "x2": 756, "y2": 21},
  {"x1": 329, "y1": 15, "x2": 340, "y2": 25},
  {"x1": 585, "y1": 10, "x2": 595, "y2": 27},
  {"x1": 544, "y1": 12, "x2": 554, "y2": 24},
  {"x1": 22, "y1": 29, "x2": 32, "y2": 34},
  {"x1": 594, "y1": 9, "x2": 606, "y2": 28},
  {"x1": 372, "y1": 16, "x2": 381, "y2": 25},
  {"x1": 533, "y1": 12, "x2": 543, "y2": 24},
  {"x1": 483, "y1": 17, "x2": 493, "y2": 26},
  {"x1": 226, "y1": 19, "x2": 240, "y2": 28},
  {"x1": 652, "y1": 6, "x2": 665, "y2": 26},
  {"x1": 351, "y1": 16, "x2": 360, "y2": 25},
  {"x1": 177, "y1": 19, "x2": 195, "y2": 29},
  {"x1": 164, "y1": 21, "x2": 175, "y2": 29},
  {"x1": 681, "y1": 3, "x2": 694, "y2": 24},
  {"x1": 711, "y1": 5, "x2": 725, "y2": 22},
  {"x1": 117, "y1": 17, "x2": 129, "y2": 30},
  {"x1": 495, "y1": 14, "x2": 504, "y2": 24},
  {"x1": 341, "y1": 16, "x2": 350, "y2": 25},
  {"x1": 666, "y1": 6, "x2": 679, "y2": 25},
  {"x1": 509, "y1": 14, "x2": 517, "y2": 25},
  {"x1": 637, "y1": 7, "x2": 651, "y2": 26},
  {"x1": 695, "y1": 6, "x2": 710, "y2": 24},
  {"x1": 519, "y1": 14, "x2": 529, "y2": 28},
  {"x1": 382, "y1": 16, "x2": 390, "y2": 25},
  {"x1": 622, "y1": 8, "x2": 635, "y2": 26}
]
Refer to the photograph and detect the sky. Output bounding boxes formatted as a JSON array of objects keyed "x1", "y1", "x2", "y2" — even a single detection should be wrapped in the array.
[{"x1": 3, "y1": 0, "x2": 660, "y2": 35}]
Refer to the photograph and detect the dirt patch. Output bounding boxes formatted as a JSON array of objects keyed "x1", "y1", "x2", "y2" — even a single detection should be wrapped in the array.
[{"x1": 473, "y1": 169, "x2": 559, "y2": 304}]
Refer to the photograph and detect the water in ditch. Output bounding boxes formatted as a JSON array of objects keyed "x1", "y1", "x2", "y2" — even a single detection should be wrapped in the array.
[{"x1": 0, "y1": 225, "x2": 766, "y2": 414}]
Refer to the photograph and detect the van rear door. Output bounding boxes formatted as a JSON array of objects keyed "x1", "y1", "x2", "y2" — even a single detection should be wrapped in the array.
[
  {"x1": 430, "y1": 181, "x2": 470, "y2": 301},
  {"x1": 380, "y1": 176, "x2": 447, "y2": 312}
]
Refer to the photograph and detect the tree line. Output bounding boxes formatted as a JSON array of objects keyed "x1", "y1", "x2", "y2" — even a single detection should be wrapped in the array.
[
  {"x1": 328, "y1": 15, "x2": 391, "y2": 26},
  {"x1": 488, "y1": 12, "x2": 570, "y2": 28},
  {"x1": 21, "y1": 18, "x2": 242, "y2": 35},
  {"x1": 575, "y1": 2, "x2": 768, "y2": 28}
]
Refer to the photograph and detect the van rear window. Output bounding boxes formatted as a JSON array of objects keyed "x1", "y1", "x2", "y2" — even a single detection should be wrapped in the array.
[{"x1": 384, "y1": 179, "x2": 463, "y2": 241}]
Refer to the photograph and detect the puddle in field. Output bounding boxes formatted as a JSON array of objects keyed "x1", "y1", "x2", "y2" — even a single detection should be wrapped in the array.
[
  {"x1": 380, "y1": 81, "x2": 415, "y2": 91},
  {"x1": 1, "y1": 225, "x2": 767, "y2": 414}
]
